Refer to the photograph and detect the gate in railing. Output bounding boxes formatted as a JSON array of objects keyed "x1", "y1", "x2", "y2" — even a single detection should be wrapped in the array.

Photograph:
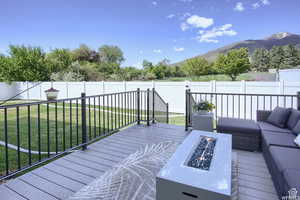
[
  {"x1": 0, "y1": 88, "x2": 168, "y2": 180},
  {"x1": 185, "y1": 90, "x2": 300, "y2": 130}
]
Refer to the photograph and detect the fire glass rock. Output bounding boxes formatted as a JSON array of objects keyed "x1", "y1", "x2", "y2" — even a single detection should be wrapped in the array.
[{"x1": 187, "y1": 136, "x2": 216, "y2": 170}]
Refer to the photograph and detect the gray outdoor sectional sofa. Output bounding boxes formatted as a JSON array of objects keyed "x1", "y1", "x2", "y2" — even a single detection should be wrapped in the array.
[{"x1": 217, "y1": 107, "x2": 300, "y2": 199}]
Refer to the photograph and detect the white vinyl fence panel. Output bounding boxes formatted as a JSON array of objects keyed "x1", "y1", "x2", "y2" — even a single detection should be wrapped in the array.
[{"x1": 1, "y1": 81, "x2": 300, "y2": 113}]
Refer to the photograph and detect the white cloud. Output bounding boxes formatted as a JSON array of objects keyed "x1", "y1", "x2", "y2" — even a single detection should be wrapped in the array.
[
  {"x1": 153, "y1": 49, "x2": 162, "y2": 54},
  {"x1": 252, "y1": 0, "x2": 270, "y2": 9},
  {"x1": 152, "y1": 1, "x2": 157, "y2": 6},
  {"x1": 174, "y1": 47, "x2": 185, "y2": 52},
  {"x1": 180, "y1": 22, "x2": 189, "y2": 31},
  {"x1": 261, "y1": 0, "x2": 270, "y2": 5},
  {"x1": 167, "y1": 14, "x2": 175, "y2": 19},
  {"x1": 139, "y1": 50, "x2": 143, "y2": 54},
  {"x1": 196, "y1": 24, "x2": 237, "y2": 43},
  {"x1": 186, "y1": 15, "x2": 214, "y2": 29},
  {"x1": 234, "y1": 2, "x2": 245, "y2": 12},
  {"x1": 252, "y1": 3, "x2": 260, "y2": 9}
]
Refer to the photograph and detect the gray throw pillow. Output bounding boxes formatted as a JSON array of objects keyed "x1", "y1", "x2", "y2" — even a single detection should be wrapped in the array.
[
  {"x1": 287, "y1": 109, "x2": 300, "y2": 130},
  {"x1": 294, "y1": 134, "x2": 300, "y2": 147},
  {"x1": 266, "y1": 107, "x2": 291, "y2": 128},
  {"x1": 293, "y1": 120, "x2": 300, "y2": 135}
]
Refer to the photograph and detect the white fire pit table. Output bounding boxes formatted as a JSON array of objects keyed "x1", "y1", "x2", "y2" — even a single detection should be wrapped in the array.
[{"x1": 156, "y1": 130, "x2": 232, "y2": 200}]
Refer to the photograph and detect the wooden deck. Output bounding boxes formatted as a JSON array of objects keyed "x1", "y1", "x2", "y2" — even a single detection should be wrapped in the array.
[{"x1": 0, "y1": 123, "x2": 278, "y2": 200}]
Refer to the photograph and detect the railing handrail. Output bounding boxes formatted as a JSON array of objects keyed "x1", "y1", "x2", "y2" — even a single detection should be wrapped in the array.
[{"x1": 0, "y1": 90, "x2": 138, "y2": 109}]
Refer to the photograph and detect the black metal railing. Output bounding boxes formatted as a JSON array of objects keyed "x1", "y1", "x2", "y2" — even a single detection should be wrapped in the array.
[
  {"x1": 0, "y1": 88, "x2": 168, "y2": 180},
  {"x1": 186, "y1": 90, "x2": 300, "y2": 130}
]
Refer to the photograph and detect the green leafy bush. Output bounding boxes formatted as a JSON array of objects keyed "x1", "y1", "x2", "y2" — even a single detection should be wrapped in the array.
[{"x1": 193, "y1": 101, "x2": 215, "y2": 112}]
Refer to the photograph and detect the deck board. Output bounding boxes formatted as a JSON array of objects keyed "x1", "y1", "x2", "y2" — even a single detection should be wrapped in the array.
[
  {"x1": 31, "y1": 168, "x2": 85, "y2": 192},
  {"x1": 0, "y1": 123, "x2": 279, "y2": 200},
  {"x1": 43, "y1": 163, "x2": 94, "y2": 185},
  {"x1": 234, "y1": 149, "x2": 279, "y2": 200},
  {"x1": 19, "y1": 173, "x2": 74, "y2": 199},
  {"x1": 50, "y1": 159, "x2": 104, "y2": 178},
  {"x1": 5, "y1": 179, "x2": 58, "y2": 200},
  {"x1": 0, "y1": 185, "x2": 27, "y2": 200}
]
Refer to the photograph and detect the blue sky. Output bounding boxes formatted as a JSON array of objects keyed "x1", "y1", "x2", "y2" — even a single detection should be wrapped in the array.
[{"x1": 0, "y1": 0, "x2": 300, "y2": 68}]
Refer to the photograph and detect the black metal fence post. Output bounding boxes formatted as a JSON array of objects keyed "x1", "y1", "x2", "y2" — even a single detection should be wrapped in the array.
[
  {"x1": 166, "y1": 103, "x2": 169, "y2": 124},
  {"x1": 81, "y1": 93, "x2": 87, "y2": 150},
  {"x1": 147, "y1": 88, "x2": 150, "y2": 126},
  {"x1": 152, "y1": 88, "x2": 155, "y2": 123},
  {"x1": 297, "y1": 91, "x2": 300, "y2": 111},
  {"x1": 137, "y1": 88, "x2": 141, "y2": 125}
]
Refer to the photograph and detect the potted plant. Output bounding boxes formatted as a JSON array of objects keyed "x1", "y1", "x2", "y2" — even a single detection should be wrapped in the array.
[
  {"x1": 192, "y1": 100, "x2": 215, "y2": 131},
  {"x1": 45, "y1": 87, "x2": 59, "y2": 100},
  {"x1": 193, "y1": 100, "x2": 215, "y2": 115}
]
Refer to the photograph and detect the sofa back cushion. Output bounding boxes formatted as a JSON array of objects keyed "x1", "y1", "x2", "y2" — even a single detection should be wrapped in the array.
[
  {"x1": 287, "y1": 109, "x2": 300, "y2": 130},
  {"x1": 293, "y1": 120, "x2": 300, "y2": 135},
  {"x1": 266, "y1": 107, "x2": 291, "y2": 128}
]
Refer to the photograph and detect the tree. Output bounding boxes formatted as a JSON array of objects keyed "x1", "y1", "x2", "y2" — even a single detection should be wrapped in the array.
[
  {"x1": 151, "y1": 65, "x2": 166, "y2": 79},
  {"x1": 281, "y1": 44, "x2": 300, "y2": 69},
  {"x1": 4, "y1": 45, "x2": 50, "y2": 81},
  {"x1": 182, "y1": 57, "x2": 211, "y2": 77},
  {"x1": 144, "y1": 72, "x2": 156, "y2": 80},
  {"x1": 269, "y1": 46, "x2": 285, "y2": 72},
  {"x1": 98, "y1": 62, "x2": 120, "y2": 80},
  {"x1": 215, "y1": 48, "x2": 250, "y2": 81},
  {"x1": 169, "y1": 65, "x2": 185, "y2": 77},
  {"x1": 142, "y1": 60, "x2": 154, "y2": 73},
  {"x1": 79, "y1": 63, "x2": 105, "y2": 81},
  {"x1": 0, "y1": 55, "x2": 14, "y2": 82},
  {"x1": 150, "y1": 59, "x2": 171, "y2": 79},
  {"x1": 97, "y1": 45, "x2": 125, "y2": 79},
  {"x1": 46, "y1": 48, "x2": 74, "y2": 72},
  {"x1": 72, "y1": 44, "x2": 98, "y2": 62},
  {"x1": 98, "y1": 45, "x2": 124, "y2": 65},
  {"x1": 110, "y1": 67, "x2": 142, "y2": 81},
  {"x1": 251, "y1": 48, "x2": 270, "y2": 72},
  {"x1": 122, "y1": 67, "x2": 142, "y2": 81}
]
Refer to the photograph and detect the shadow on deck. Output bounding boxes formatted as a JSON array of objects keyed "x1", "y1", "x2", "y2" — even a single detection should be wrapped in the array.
[{"x1": 0, "y1": 123, "x2": 278, "y2": 200}]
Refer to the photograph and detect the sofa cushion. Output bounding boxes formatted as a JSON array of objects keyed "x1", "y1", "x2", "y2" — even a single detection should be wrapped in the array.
[
  {"x1": 287, "y1": 109, "x2": 300, "y2": 130},
  {"x1": 258, "y1": 121, "x2": 292, "y2": 134},
  {"x1": 283, "y1": 169, "x2": 300, "y2": 195},
  {"x1": 293, "y1": 120, "x2": 300, "y2": 135},
  {"x1": 267, "y1": 107, "x2": 291, "y2": 128},
  {"x1": 269, "y1": 146, "x2": 300, "y2": 172},
  {"x1": 217, "y1": 117, "x2": 261, "y2": 135},
  {"x1": 262, "y1": 131, "x2": 297, "y2": 149}
]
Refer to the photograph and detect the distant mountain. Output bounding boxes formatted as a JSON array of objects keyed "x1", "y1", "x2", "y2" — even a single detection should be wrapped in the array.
[{"x1": 175, "y1": 32, "x2": 300, "y2": 64}]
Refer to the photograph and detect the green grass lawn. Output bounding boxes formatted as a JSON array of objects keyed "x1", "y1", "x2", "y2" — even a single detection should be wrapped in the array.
[{"x1": 169, "y1": 116, "x2": 185, "y2": 126}]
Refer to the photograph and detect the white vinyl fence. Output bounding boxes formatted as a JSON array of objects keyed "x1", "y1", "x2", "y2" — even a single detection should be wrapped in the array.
[{"x1": 1, "y1": 81, "x2": 300, "y2": 113}]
